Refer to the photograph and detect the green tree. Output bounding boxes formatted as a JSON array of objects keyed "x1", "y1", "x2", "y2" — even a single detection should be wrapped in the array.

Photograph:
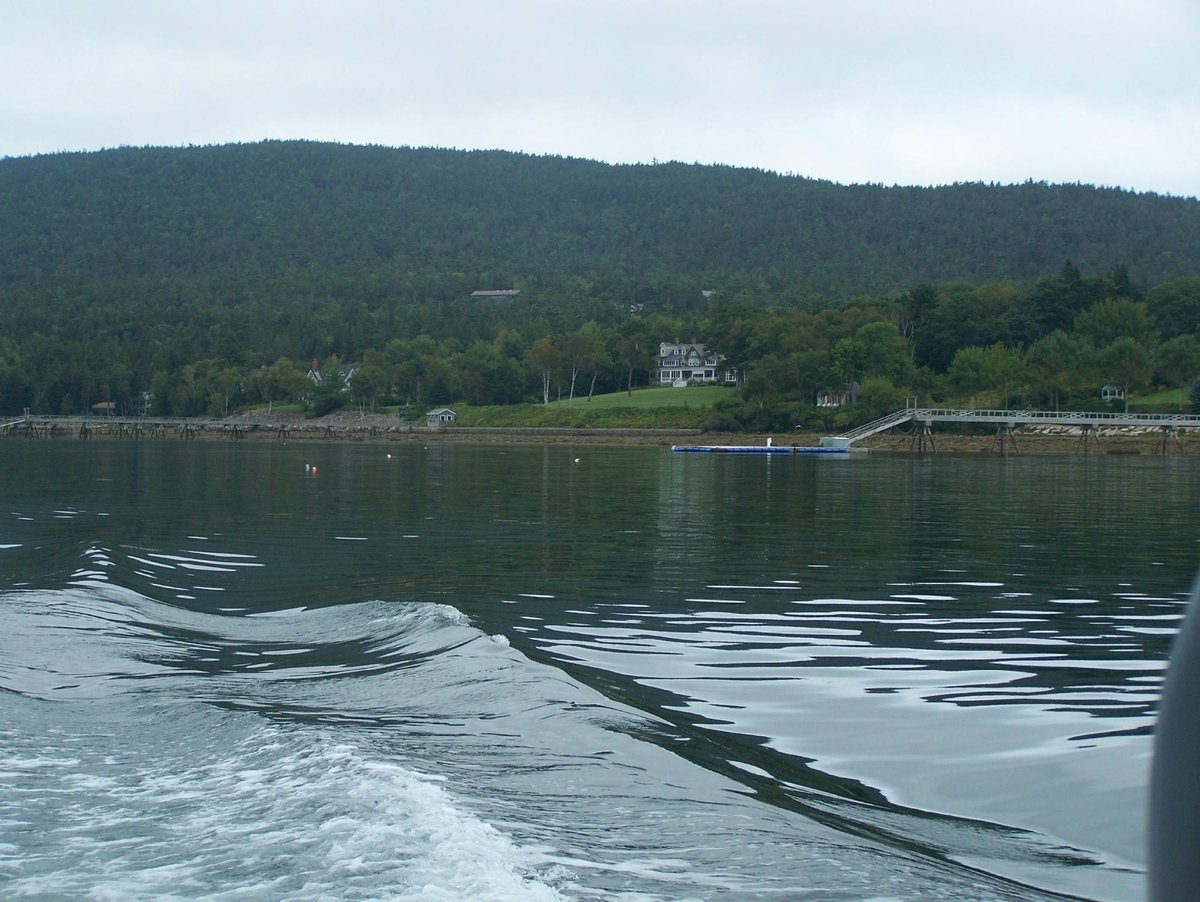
[
  {"x1": 703, "y1": 301, "x2": 761, "y2": 375},
  {"x1": 260, "y1": 357, "x2": 308, "y2": 411},
  {"x1": 554, "y1": 326, "x2": 609, "y2": 405},
  {"x1": 947, "y1": 346, "x2": 994, "y2": 408},
  {"x1": 831, "y1": 336, "x2": 865, "y2": 392},
  {"x1": 614, "y1": 319, "x2": 657, "y2": 395},
  {"x1": 386, "y1": 335, "x2": 441, "y2": 407},
  {"x1": 1148, "y1": 277, "x2": 1200, "y2": 340},
  {"x1": 170, "y1": 364, "x2": 202, "y2": 417},
  {"x1": 1154, "y1": 335, "x2": 1200, "y2": 411},
  {"x1": 310, "y1": 380, "x2": 348, "y2": 416},
  {"x1": 350, "y1": 363, "x2": 389, "y2": 412},
  {"x1": 914, "y1": 281, "x2": 1025, "y2": 372},
  {"x1": 856, "y1": 376, "x2": 907, "y2": 421},
  {"x1": 1026, "y1": 331, "x2": 1094, "y2": 411},
  {"x1": 1029, "y1": 259, "x2": 1104, "y2": 333},
  {"x1": 1073, "y1": 297, "x2": 1156, "y2": 348},
  {"x1": 208, "y1": 365, "x2": 243, "y2": 417},
  {"x1": 947, "y1": 343, "x2": 1024, "y2": 408},
  {"x1": 0, "y1": 337, "x2": 32, "y2": 414},
  {"x1": 855, "y1": 321, "x2": 911, "y2": 384},
  {"x1": 1099, "y1": 337, "x2": 1152, "y2": 413},
  {"x1": 149, "y1": 370, "x2": 174, "y2": 416},
  {"x1": 526, "y1": 338, "x2": 561, "y2": 405},
  {"x1": 890, "y1": 283, "x2": 938, "y2": 362},
  {"x1": 994, "y1": 343, "x2": 1026, "y2": 407}
]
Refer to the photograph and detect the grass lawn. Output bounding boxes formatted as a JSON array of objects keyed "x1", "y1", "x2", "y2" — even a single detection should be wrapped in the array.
[
  {"x1": 1129, "y1": 387, "x2": 1190, "y2": 410},
  {"x1": 450, "y1": 385, "x2": 736, "y2": 429},
  {"x1": 544, "y1": 384, "x2": 734, "y2": 410}
]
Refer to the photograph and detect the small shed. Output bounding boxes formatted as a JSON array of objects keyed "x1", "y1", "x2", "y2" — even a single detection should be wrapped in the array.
[
  {"x1": 1100, "y1": 384, "x2": 1125, "y2": 401},
  {"x1": 425, "y1": 408, "x2": 456, "y2": 428}
]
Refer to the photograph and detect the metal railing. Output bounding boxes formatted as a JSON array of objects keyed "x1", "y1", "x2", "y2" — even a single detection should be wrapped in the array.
[
  {"x1": 837, "y1": 407, "x2": 1200, "y2": 443},
  {"x1": 838, "y1": 408, "x2": 918, "y2": 441}
]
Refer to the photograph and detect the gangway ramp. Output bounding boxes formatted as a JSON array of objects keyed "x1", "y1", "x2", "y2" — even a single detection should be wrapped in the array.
[{"x1": 837, "y1": 408, "x2": 917, "y2": 442}]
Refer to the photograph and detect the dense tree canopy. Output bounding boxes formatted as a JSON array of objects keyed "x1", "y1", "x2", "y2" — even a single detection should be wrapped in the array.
[{"x1": 1, "y1": 141, "x2": 1199, "y2": 421}]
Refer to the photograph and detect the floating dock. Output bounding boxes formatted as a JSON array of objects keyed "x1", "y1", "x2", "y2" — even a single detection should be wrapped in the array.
[
  {"x1": 674, "y1": 435, "x2": 856, "y2": 454},
  {"x1": 672, "y1": 444, "x2": 854, "y2": 455}
]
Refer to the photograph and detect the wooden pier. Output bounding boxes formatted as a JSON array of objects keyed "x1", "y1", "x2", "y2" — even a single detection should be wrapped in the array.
[{"x1": 836, "y1": 406, "x2": 1200, "y2": 453}]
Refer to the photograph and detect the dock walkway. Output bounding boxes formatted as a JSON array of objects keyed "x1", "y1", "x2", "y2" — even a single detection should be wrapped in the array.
[{"x1": 840, "y1": 407, "x2": 1200, "y2": 445}]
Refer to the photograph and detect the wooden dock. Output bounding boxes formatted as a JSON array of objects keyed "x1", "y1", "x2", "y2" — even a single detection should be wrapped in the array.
[{"x1": 837, "y1": 406, "x2": 1200, "y2": 453}]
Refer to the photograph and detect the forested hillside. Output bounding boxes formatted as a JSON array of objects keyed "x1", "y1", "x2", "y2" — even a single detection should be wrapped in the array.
[{"x1": 1, "y1": 140, "x2": 1198, "y2": 423}]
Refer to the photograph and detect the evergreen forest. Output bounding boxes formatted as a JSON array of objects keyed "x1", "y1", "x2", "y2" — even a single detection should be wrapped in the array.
[{"x1": 2, "y1": 140, "x2": 1199, "y2": 429}]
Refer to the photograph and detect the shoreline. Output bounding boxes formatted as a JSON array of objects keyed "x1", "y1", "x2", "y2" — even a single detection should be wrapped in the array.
[
  {"x1": 193, "y1": 411, "x2": 1200, "y2": 454},
  {"x1": 7, "y1": 410, "x2": 1193, "y2": 455}
]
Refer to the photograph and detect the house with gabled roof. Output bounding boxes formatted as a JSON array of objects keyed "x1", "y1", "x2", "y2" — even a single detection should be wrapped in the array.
[
  {"x1": 307, "y1": 360, "x2": 359, "y2": 390},
  {"x1": 655, "y1": 341, "x2": 736, "y2": 386}
]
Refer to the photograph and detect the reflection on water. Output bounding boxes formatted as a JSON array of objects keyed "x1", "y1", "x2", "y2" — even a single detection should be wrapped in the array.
[
  {"x1": 1, "y1": 441, "x2": 1197, "y2": 900},
  {"x1": 487, "y1": 450, "x2": 1196, "y2": 899}
]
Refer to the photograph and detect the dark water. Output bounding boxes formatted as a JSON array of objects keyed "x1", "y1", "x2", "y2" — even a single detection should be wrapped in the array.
[{"x1": 1, "y1": 439, "x2": 1197, "y2": 900}]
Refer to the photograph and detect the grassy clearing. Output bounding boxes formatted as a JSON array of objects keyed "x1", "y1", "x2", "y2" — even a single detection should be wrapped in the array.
[
  {"x1": 1129, "y1": 388, "x2": 1189, "y2": 410},
  {"x1": 451, "y1": 402, "x2": 710, "y2": 429},
  {"x1": 544, "y1": 384, "x2": 733, "y2": 410},
  {"x1": 445, "y1": 385, "x2": 735, "y2": 428}
]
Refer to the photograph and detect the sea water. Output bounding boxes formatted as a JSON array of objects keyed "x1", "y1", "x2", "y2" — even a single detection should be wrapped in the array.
[{"x1": 1, "y1": 439, "x2": 1197, "y2": 900}]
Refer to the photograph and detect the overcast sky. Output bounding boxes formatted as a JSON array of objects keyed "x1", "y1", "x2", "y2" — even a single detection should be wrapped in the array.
[{"x1": 3, "y1": 0, "x2": 1198, "y2": 197}]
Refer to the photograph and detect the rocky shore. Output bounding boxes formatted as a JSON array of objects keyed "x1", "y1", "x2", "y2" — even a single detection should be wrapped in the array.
[
  {"x1": 9, "y1": 409, "x2": 1191, "y2": 454},
  {"x1": 208, "y1": 411, "x2": 1192, "y2": 454}
]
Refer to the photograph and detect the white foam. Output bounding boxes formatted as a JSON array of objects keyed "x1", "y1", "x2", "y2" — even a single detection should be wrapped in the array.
[{"x1": 1, "y1": 728, "x2": 564, "y2": 901}]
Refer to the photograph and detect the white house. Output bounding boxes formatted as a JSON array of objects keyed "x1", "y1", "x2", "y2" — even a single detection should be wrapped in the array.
[
  {"x1": 307, "y1": 361, "x2": 360, "y2": 390},
  {"x1": 655, "y1": 341, "x2": 735, "y2": 386},
  {"x1": 425, "y1": 408, "x2": 456, "y2": 428}
]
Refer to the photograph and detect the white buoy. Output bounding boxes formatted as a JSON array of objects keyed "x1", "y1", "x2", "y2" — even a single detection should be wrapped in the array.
[{"x1": 574, "y1": 458, "x2": 581, "y2": 463}]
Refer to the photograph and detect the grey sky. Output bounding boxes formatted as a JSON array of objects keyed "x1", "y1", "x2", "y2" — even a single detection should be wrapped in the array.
[{"x1": 3, "y1": 0, "x2": 1198, "y2": 197}]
